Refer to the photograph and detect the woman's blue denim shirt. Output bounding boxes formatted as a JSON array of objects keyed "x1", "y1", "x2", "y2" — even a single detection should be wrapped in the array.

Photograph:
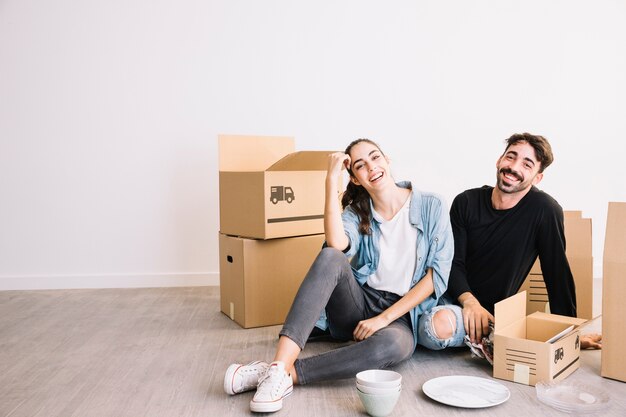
[{"x1": 316, "y1": 181, "x2": 454, "y2": 347}]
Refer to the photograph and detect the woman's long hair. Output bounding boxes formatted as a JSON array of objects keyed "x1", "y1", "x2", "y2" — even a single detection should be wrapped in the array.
[{"x1": 341, "y1": 138, "x2": 384, "y2": 235}]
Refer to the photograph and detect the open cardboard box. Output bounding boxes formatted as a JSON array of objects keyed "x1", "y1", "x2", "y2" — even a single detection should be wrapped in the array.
[
  {"x1": 219, "y1": 134, "x2": 338, "y2": 239},
  {"x1": 601, "y1": 202, "x2": 626, "y2": 383},
  {"x1": 518, "y1": 211, "x2": 593, "y2": 319},
  {"x1": 493, "y1": 291, "x2": 586, "y2": 386}
]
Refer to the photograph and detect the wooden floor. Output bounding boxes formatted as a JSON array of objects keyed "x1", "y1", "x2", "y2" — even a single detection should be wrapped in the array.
[{"x1": 0, "y1": 286, "x2": 624, "y2": 417}]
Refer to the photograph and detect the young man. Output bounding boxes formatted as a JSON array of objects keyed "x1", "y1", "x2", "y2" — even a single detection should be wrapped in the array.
[{"x1": 417, "y1": 133, "x2": 601, "y2": 352}]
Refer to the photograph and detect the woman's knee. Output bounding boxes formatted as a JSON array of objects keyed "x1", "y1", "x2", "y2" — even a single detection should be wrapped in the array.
[
  {"x1": 418, "y1": 306, "x2": 464, "y2": 350},
  {"x1": 431, "y1": 309, "x2": 457, "y2": 339},
  {"x1": 367, "y1": 329, "x2": 414, "y2": 365},
  {"x1": 318, "y1": 247, "x2": 346, "y2": 264},
  {"x1": 312, "y1": 247, "x2": 351, "y2": 279}
]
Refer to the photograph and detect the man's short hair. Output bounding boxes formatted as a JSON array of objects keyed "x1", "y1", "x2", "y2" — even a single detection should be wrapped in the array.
[{"x1": 504, "y1": 133, "x2": 554, "y2": 173}]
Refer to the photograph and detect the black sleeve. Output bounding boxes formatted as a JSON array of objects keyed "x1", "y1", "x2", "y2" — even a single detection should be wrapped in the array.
[
  {"x1": 537, "y1": 202, "x2": 577, "y2": 317},
  {"x1": 446, "y1": 193, "x2": 472, "y2": 300}
]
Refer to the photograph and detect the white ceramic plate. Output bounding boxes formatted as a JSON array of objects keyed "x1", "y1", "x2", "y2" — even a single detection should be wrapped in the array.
[{"x1": 422, "y1": 376, "x2": 510, "y2": 408}]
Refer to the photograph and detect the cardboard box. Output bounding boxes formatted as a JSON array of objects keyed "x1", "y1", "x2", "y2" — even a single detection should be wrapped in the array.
[
  {"x1": 601, "y1": 202, "x2": 626, "y2": 382},
  {"x1": 219, "y1": 232, "x2": 325, "y2": 328},
  {"x1": 219, "y1": 134, "x2": 337, "y2": 239},
  {"x1": 493, "y1": 291, "x2": 586, "y2": 386},
  {"x1": 520, "y1": 259, "x2": 548, "y2": 312},
  {"x1": 518, "y1": 211, "x2": 593, "y2": 319}
]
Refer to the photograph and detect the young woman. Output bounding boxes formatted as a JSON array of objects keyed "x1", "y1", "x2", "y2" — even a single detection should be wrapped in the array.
[{"x1": 224, "y1": 138, "x2": 458, "y2": 413}]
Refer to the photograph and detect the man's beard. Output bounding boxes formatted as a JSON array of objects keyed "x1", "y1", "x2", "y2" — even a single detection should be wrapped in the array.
[{"x1": 496, "y1": 168, "x2": 530, "y2": 194}]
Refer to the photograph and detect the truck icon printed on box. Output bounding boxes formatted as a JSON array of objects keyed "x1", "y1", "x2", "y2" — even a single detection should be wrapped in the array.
[
  {"x1": 270, "y1": 186, "x2": 295, "y2": 204},
  {"x1": 554, "y1": 347, "x2": 564, "y2": 364}
]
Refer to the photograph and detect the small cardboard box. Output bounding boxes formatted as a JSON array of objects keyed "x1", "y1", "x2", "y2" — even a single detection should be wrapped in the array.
[
  {"x1": 219, "y1": 134, "x2": 336, "y2": 239},
  {"x1": 493, "y1": 291, "x2": 586, "y2": 386},
  {"x1": 518, "y1": 211, "x2": 593, "y2": 319},
  {"x1": 219, "y1": 232, "x2": 325, "y2": 328},
  {"x1": 601, "y1": 202, "x2": 626, "y2": 382}
]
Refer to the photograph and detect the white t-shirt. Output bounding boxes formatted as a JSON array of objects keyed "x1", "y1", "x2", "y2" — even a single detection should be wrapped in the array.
[{"x1": 367, "y1": 193, "x2": 417, "y2": 296}]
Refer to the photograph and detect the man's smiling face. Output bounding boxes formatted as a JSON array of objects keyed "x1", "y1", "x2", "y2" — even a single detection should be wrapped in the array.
[{"x1": 495, "y1": 141, "x2": 543, "y2": 194}]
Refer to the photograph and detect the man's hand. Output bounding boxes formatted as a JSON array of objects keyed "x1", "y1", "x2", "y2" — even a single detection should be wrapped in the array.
[
  {"x1": 581, "y1": 333, "x2": 602, "y2": 349},
  {"x1": 353, "y1": 315, "x2": 390, "y2": 341},
  {"x1": 458, "y1": 292, "x2": 494, "y2": 343}
]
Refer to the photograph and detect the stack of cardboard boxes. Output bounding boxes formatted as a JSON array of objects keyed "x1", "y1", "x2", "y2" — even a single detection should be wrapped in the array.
[{"x1": 218, "y1": 135, "x2": 336, "y2": 328}]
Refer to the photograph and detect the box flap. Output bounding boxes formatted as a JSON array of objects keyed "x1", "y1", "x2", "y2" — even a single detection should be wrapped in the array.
[
  {"x1": 564, "y1": 210, "x2": 582, "y2": 219},
  {"x1": 495, "y1": 291, "x2": 527, "y2": 333},
  {"x1": 604, "y1": 202, "x2": 626, "y2": 263},
  {"x1": 531, "y1": 312, "x2": 586, "y2": 328},
  {"x1": 219, "y1": 134, "x2": 295, "y2": 171},
  {"x1": 267, "y1": 151, "x2": 336, "y2": 171}
]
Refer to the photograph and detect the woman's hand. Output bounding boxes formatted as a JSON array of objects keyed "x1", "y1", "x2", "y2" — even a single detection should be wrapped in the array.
[
  {"x1": 352, "y1": 270, "x2": 436, "y2": 342},
  {"x1": 353, "y1": 315, "x2": 390, "y2": 341},
  {"x1": 327, "y1": 152, "x2": 350, "y2": 182}
]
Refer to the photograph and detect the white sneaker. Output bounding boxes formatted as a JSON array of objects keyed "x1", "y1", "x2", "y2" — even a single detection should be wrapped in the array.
[
  {"x1": 224, "y1": 361, "x2": 269, "y2": 395},
  {"x1": 250, "y1": 361, "x2": 293, "y2": 413}
]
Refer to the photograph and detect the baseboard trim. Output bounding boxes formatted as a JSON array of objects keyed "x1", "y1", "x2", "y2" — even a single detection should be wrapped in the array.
[{"x1": 0, "y1": 272, "x2": 219, "y2": 291}]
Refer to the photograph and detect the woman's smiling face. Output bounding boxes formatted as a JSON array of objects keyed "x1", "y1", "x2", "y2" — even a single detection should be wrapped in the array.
[{"x1": 348, "y1": 141, "x2": 390, "y2": 190}]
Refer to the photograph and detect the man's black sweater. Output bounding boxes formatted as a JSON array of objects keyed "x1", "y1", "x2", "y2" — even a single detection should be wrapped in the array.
[{"x1": 446, "y1": 185, "x2": 577, "y2": 316}]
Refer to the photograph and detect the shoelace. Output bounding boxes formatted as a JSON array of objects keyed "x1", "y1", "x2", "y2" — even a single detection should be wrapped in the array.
[
  {"x1": 233, "y1": 362, "x2": 267, "y2": 392},
  {"x1": 258, "y1": 367, "x2": 285, "y2": 395},
  {"x1": 242, "y1": 363, "x2": 265, "y2": 375}
]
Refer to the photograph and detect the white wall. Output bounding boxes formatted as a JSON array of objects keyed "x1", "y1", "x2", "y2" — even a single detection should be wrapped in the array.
[{"x1": 1, "y1": 0, "x2": 624, "y2": 290}]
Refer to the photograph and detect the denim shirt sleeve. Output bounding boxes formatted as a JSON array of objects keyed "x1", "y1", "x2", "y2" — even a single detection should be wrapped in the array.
[
  {"x1": 340, "y1": 207, "x2": 360, "y2": 259},
  {"x1": 423, "y1": 195, "x2": 454, "y2": 302}
]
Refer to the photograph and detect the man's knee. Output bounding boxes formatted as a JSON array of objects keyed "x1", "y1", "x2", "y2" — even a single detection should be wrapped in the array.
[{"x1": 431, "y1": 308, "x2": 457, "y2": 340}]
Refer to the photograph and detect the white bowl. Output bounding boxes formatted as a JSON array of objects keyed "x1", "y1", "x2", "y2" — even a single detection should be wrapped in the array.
[
  {"x1": 356, "y1": 382, "x2": 401, "y2": 395},
  {"x1": 357, "y1": 388, "x2": 401, "y2": 417},
  {"x1": 356, "y1": 369, "x2": 402, "y2": 389}
]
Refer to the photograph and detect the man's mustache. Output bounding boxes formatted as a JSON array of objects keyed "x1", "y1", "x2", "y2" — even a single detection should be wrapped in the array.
[{"x1": 499, "y1": 168, "x2": 523, "y2": 181}]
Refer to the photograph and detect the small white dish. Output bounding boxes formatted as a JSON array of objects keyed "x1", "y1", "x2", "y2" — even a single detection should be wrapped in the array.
[
  {"x1": 356, "y1": 369, "x2": 402, "y2": 389},
  {"x1": 536, "y1": 380, "x2": 610, "y2": 413},
  {"x1": 356, "y1": 382, "x2": 401, "y2": 395}
]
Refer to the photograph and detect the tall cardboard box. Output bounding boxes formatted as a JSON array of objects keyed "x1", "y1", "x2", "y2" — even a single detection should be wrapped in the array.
[
  {"x1": 219, "y1": 232, "x2": 325, "y2": 328},
  {"x1": 518, "y1": 211, "x2": 593, "y2": 319},
  {"x1": 493, "y1": 291, "x2": 586, "y2": 386},
  {"x1": 601, "y1": 202, "x2": 626, "y2": 382},
  {"x1": 219, "y1": 134, "x2": 336, "y2": 239}
]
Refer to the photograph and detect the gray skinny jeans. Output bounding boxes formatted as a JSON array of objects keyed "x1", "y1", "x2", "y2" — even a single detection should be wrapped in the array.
[{"x1": 279, "y1": 247, "x2": 415, "y2": 385}]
